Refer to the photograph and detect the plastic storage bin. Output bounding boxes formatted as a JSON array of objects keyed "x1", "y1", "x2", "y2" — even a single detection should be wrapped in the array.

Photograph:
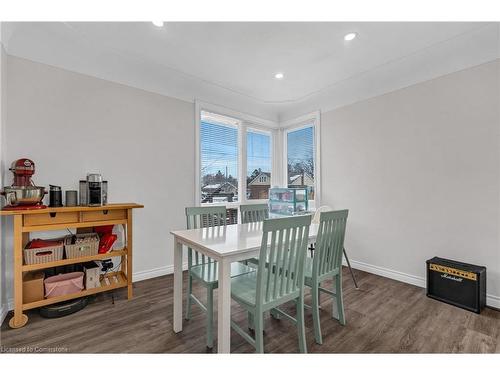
[
  {"x1": 269, "y1": 187, "x2": 309, "y2": 216},
  {"x1": 44, "y1": 272, "x2": 84, "y2": 298}
]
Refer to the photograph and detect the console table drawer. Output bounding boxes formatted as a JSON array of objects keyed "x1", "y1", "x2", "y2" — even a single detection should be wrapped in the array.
[
  {"x1": 82, "y1": 209, "x2": 127, "y2": 222},
  {"x1": 24, "y1": 212, "x2": 79, "y2": 226}
]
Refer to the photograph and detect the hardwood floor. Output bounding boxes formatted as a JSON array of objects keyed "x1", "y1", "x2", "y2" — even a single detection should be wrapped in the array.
[{"x1": 1, "y1": 267, "x2": 499, "y2": 353}]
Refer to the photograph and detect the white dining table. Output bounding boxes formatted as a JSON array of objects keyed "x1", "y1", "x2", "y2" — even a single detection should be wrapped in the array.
[{"x1": 170, "y1": 220, "x2": 319, "y2": 353}]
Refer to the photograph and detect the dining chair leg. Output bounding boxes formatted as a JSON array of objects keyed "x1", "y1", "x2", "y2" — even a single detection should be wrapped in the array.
[
  {"x1": 254, "y1": 311, "x2": 264, "y2": 353},
  {"x1": 248, "y1": 311, "x2": 255, "y2": 331},
  {"x1": 296, "y1": 295, "x2": 307, "y2": 353},
  {"x1": 311, "y1": 283, "x2": 323, "y2": 344},
  {"x1": 334, "y1": 273, "x2": 346, "y2": 325},
  {"x1": 185, "y1": 274, "x2": 193, "y2": 320},
  {"x1": 270, "y1": 308, "x2": 281, "y2": 320},
  {"x1": 343, "y1": 247, "x2": 359, "y2": 289},
  {"x1": 206, "y1": 285, "x2": 214, "y2": 348}
]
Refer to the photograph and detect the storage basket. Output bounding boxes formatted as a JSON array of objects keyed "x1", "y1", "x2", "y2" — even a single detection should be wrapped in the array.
[
  {"x1": 65, "y1": 233, "x2": 99, "y2": 259},
  {"x1": 24, "y1": 241, "x2": 64, "y2": 265},
  {"x1": 44, "y1": 272, "x2": 84, "y2": 298}
]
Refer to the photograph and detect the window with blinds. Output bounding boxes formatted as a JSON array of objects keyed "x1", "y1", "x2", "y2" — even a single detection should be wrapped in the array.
[
  {"x1": 286, "y1": 125, "x2": 315, "y2": 200},
  {"x1": 246, "y1": 128, "x2": 272, "y2": 200},
  {"x1": 200, "y1": 111, "x2": 239, "y2": 204}
]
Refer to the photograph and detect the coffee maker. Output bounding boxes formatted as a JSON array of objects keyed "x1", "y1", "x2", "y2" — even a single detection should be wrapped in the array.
[{"x1": 79, "y1": 174, "x2": 108, "y2": 206}]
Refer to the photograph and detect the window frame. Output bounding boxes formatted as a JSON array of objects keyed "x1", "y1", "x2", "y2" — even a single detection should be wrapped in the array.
[
  {"x1": 195, "y1": 100, "x2": 279, "y2": 207},
  {"x1": 280, "y1": 111, "x2": 321, "y2": 210},
  {"x1": 245, "y1": 125, "x2": 274, "y2": 203}
]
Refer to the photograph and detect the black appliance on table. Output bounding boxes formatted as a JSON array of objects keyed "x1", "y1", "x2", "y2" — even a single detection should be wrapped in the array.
[{"x1": 426, "y1": 257, "x2": 486, "y2": 313}]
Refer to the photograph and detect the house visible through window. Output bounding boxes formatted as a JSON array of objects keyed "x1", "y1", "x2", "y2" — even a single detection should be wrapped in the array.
[
  {"x1": 247, "y1": 128, "x2": 272, "y2": 200},
  {"x1": 287, "y1": 125, "x2": 315, "y2": 201},
  {"x1": 200, "y1": 111, "x2": 239, "y2": 203}
]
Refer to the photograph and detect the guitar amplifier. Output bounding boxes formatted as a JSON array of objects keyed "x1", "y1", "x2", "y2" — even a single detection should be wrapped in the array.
[{"x1": 426, "y1": 257, "x2": 486, "y2": 313}]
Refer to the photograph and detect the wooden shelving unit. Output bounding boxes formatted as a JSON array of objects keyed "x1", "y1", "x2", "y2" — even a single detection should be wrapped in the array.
[{"x1": 0, "y1": 203, "x2": 143, "y2": 328}]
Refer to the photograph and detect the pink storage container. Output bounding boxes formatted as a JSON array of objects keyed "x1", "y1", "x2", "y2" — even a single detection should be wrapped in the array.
[{"x1": 44, "y1": 272, "x2": 84, "y2": 298}]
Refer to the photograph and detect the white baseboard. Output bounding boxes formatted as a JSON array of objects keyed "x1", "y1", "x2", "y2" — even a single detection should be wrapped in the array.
[
  {"x1": 347, "y1": 259, "x2": 426, "y2": 288},
  {"x1": 486, "y1": 294, "x2": 500, "y2": 309},
  {"x1": 0, "y1": 299, "x2": 14, "y2": 325},
  {"x1": 132, "y1": 262, "x2": 188, "y2": 282},
  {"x1": 346, "y1": 259, "x2": 500, "y2": 309},
  {"x1": 0, "y1": 304, "x2": 8, "y2": 325}
]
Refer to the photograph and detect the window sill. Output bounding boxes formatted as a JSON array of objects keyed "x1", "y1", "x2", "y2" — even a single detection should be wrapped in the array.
[{"x1": 200, "y1": 199, "x2": 269, "y2": 208}]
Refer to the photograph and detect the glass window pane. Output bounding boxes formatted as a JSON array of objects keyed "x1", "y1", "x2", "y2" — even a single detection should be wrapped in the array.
[
  {"x1": 247, "y1": 129, "x2": 272, "y2": 200},
  {"x1": 200, "y1": 112, "x2": 238, "y2": 203},
  {"x1": 287, "y1": 126, "x2": 315, "y2": 201}
]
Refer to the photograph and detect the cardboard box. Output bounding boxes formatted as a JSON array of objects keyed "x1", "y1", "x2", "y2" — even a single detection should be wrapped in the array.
[
  {"x1": 83, "y1": 261, "x2": 101, "y2": 289},
  {"x1": 23, "y1": 272, "x2": 45, "y2": 304}
]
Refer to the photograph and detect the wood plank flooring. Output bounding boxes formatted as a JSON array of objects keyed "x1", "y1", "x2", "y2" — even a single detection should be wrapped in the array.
[{"x1": 1, "y1": 267, "x2": 499, "y2": 353}]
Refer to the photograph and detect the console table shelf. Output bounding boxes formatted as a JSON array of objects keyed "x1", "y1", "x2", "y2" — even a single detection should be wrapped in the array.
[
  {"x1": 0, "y1": 203, "x2": 143, "y2": 328},
  {"x1": 22, "y1": 249, "x2": 128, "y2": 272},
  {"x1": 22, "y1": 271, "x2": 128, "y2": 310}
]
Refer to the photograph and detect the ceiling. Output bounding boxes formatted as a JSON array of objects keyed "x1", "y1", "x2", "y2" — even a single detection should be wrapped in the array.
[{"x1": 2, "y1": 22, "x2": 499, "y2": 121}]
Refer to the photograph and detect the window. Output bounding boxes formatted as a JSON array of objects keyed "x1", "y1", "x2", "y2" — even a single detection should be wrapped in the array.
[
  {"x1": 246, "y1": 128, "x2": 272, "y2": 200},
  {"x1": 200, "y1": 111, "x2": 239, "y2": 203},
  {"x1": 197, "y1": 103, "x2": 317, "y2": 207},
  {"x1": 285, "y1": 123, "x2": 317, "y2": 201},
  {"x1": 196, "y1": 103, "x2": 276, "y2": 205}
]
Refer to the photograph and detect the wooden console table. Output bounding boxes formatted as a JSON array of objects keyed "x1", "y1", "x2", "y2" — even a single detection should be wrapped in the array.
[{"x1": 0, "y1": 203, "x2": 143, "y2": 328}]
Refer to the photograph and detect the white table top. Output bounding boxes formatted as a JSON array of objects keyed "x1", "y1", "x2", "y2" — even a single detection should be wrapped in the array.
[{"x1": 171, "y1": 222, "x2": 319, "y2": 259}]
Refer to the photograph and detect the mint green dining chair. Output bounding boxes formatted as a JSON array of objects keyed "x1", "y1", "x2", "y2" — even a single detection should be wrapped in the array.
[
  {"x1": 305, "y1": 209, "x2": 348, "y2": 344},
  {"x1": 240, "y1": 203, "x2": 269, "y2": 223},
  {"x1": 185, "y1": 206, "x2": 255, "y2": 349},
  {"x1": 230, "y1": 215, "x2": 312, "y2": 353},
  {"x1": 239, "y1": 203, "x2": 269, "y2": 266}
]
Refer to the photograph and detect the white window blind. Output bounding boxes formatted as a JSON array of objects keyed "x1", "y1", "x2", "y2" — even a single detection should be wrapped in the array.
[
  {"x1": 286, "y1": 125, "x2": 315, "y2": 201},
  {"x1": 200, "y1": 111, "x2": 239, "y2": 204}
]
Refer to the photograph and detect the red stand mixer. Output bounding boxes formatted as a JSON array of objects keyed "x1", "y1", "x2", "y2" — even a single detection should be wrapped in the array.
[{"x1": 1, "y1": 158, "x2": 47, "y2": 210}]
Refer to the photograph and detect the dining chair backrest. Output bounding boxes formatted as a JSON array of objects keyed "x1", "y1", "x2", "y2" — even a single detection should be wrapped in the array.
[
  {"x1": 312, "y1": 210, "x2": 348, "y2": 281},
  {"x1": 256, "y1": 215, "x2": 312, "y2": 307},
  {"x1": 185, "y1": 206, "x2": 227, "y2": 266},
  {"x1": 240, "y1": 203, "x2": 269, "y2": 224},
  {"x1": 312, "y1": 205, "x2": 333, "y2": 224}
]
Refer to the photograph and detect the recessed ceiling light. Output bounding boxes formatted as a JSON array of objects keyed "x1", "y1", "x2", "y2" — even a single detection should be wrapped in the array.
[
  {"x1": 344, "y1": 32, "x2": 357, "y2": 41},
  {"x1": 274, "y1": 72, "x2": 284, "y2": 80},
  {"x1": 152, "y1": 21, "x2": 164, "y2": 27}
]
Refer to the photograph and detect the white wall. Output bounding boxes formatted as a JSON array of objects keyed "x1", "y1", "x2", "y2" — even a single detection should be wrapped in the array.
[
  {"x1": 1, "y1": 55, "x2": 195, "y2": 311},
  {"x1": 321, "y1": 60, "x2": 500, "y2": 307},
  {"x1": 0, "y1": 25, "x2": 8, "y2": 321}
]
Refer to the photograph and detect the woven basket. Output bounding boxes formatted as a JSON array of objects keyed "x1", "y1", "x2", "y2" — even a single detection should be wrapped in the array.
[
  {"x1": 24, "y1": 241, "x2": 64, "y2": 265},
  {"x1": 65, "y1": 233, "x2": 99, "y2": 259}
]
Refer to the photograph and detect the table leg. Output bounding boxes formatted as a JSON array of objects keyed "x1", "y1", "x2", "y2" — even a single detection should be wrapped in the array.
[
  {"x1": 217, "y1": 258, "x2": 231, "y2": 353},
  {"x1": 173, "y1": 237, "x2": 183, "y2": 333}
]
